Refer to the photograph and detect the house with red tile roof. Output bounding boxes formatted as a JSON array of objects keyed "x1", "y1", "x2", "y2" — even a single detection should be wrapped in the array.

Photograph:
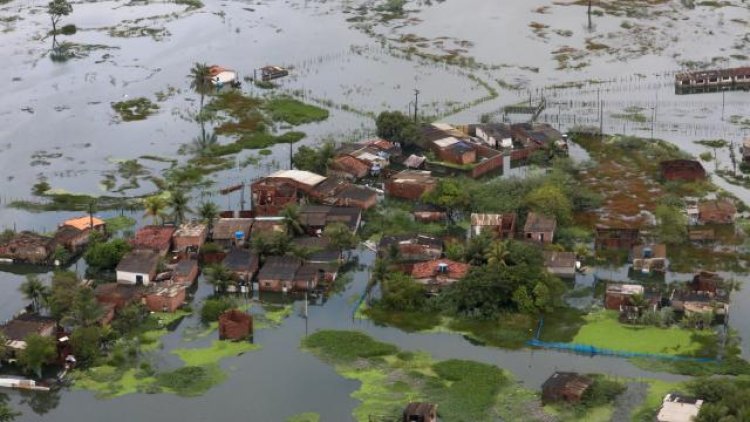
[{"x1": 410, "y1": 259, "x2": 470, "y2": 294}]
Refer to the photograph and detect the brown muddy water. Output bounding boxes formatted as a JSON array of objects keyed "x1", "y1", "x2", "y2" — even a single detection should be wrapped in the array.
[{"x1": 0, "y1": 0, "x2": 748, "y2": 419}]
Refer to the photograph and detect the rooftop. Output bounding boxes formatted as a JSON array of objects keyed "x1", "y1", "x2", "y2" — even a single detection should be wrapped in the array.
[
  {"x1": 117, "y1": 249, "x2": 161, "y2": 274},
  {"x1": 657, "y1": 393, "x2": 703, "y2": 422},
  {"x1": 258, "y1": 255, "x2": 302, "y2": 281},
  {"x1": 606, "y1": 283, "x2": 644, "y2": 295},
  {"x1": 543, "y1": 251, "x2": 577, "y2": 268},
  {"x1": 132, "y1": 225, "x2": 176, "y2": 250},
  {"x1": 268, "y1": 169, "x2": 326, "y2": 187},
  {"x1": 471, "y1": 213, "x2": 506, "y2": 226},
  {"x1": 0, "y1": 314, "x2": 56, "y2": 341},
  {"x1": 174, "y1": 222, "x2": 207, "y2": 238},
  {"x1": 524, "y1": 212, "x2": 557, "y2": 232},
  {"x1": 391, "y1": 170, "x2": 437, "y2": 184},
  {"x1": 411, "y1": 259, "x2": 470, "y2": 279},
  {"x1": 222, "y1": 248, "x2": 259, "y2": 272},
  {"x1": 63, "y1": 216, "x2": 105, "y2": 231},
  {"x1": 214, "y1": 218, "x2": 253, "y2": 240}
]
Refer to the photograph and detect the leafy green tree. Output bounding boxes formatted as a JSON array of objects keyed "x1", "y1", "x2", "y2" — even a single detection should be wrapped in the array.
[
  {"x1": 375, "y1": 111, "x2": 420, "y2": 148},
  {"x1": 422, "y1": 179, "x2": 471, "y2": 223},
  {"x1": 280, "y1": 204, "x2": 304, "y2": 236},
  {"x1": 0, "y1": 399, "x2": 19, "y2": 422},
  {"x1": 70, "y1": 326, "x2": 102, "y2": 367},
  {"x1": 204, "y1": 264, "x2": 235, "y2": 294},
  {"x1": 18, "y1": 334, "x2": 57, "y2": 378},
  {"x1": 198, "y1": 201, "x2": 219, "y2": 236},
  {"x1": 111, "y1": 304, "x2": 147, "y2": 336},
  {"x1": 512, "y1": 287, "x2": 536, "y2": 314},
  {"x1": 19, "y1": 275, "x2": 48, "y2": 313},
  {"x1": 48, "y1": 271, "x2": 79, "y2": 321},
  {"x1": 465, "y1": 232, "x2": 492, "y2": 265},
  {"x1": 47, "y1": 0, "x2": 72, "y2": 35},
  {"x1": 654, "y1": 204, "x2": 687, "y2": 244},
  {"x1": 63, "y1": 288, "x2": 103, "y2": 328},
  {"x1": 524, "y1": 183, "x2": 573, "y2": 225},
  {"x1": 380, "y1": 273, "x2": 426, "y2": 312},
  {"x1": 292, "y1": 142, "x2": 335, "y2": 174},
  {"x1": 444, "y1": 240, "x2": 466, "y2": 261},
  {"x1": 0, "y1": 333, "x2": 9, "y2": 362},
  {"x1": 143, "y1": 195, "x2": 168, "y2": 225},
  {"x1": 251, "y1": 231, "x2": 291, "y2": 258},
  {"x1": 84, "y1": 238, "x2": 131, "y2": 271},
  {"x1": 200, "y1": 297, "x2": 235, "y2": 323},
  {"x1": 169, "y1": 190, "x2": 192, "y2": 225},
  {"x1": 323, "y1": 223, "x2": 358, "y2": 255}
]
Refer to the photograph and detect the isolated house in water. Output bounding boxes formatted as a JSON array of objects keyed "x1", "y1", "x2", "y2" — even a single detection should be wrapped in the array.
[
  {"x1": 219, "y1": 309, "x2": 253, "y2": 341},
  {"x1": 541, "y1": 372, "x2": 593, "y2": 404}
]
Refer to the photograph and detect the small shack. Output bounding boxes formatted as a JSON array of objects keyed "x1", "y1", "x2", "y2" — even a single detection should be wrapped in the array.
[
  {"x1": 524, "y1": 212, "x2": 556, "y2": 243},
  {"x1": 541, "y1": 372, "x2": 593, "y2": 404},
  {"x1": 257, "y1": 256, "x2": 302, "y2": 292},
  {"x1": 656, "y1": 393, "x2": 703, "y2": 422},
  {"x1": 218, "y1": 309, "x2": 253, "y2": 341},
  {"x1": 144, "y1": 282, "x2": 186, "y2": 313},
  {"x1": 402, "y1": 402, "x2": 438, "y2": 422},
  {"x1": 470, "y1": 213, "x2": 516, "y2": 239}
]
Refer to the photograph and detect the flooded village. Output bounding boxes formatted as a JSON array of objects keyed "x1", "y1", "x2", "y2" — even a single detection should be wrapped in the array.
[{"x1": 0, "y1": 0, "x2": 749, "y2": 421}]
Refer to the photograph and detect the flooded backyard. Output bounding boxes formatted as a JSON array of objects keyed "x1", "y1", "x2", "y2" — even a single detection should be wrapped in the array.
[{"x1": 0, "y1": 0, "x2": 749, "y2": 419}]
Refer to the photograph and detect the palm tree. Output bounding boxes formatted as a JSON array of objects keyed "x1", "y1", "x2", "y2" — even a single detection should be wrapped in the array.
[
  {"x1": 198, "y1": 201, "x2": 219, "y2": 238},
  {"x1": 169, "y1": 190, "x2": 192, "y2": 225},
  {"x1": 280, "y1": 204, "x2": 303, "y2": 236},
  {"x1": 205, "y1": 264, "x2": 235, "y2": 294},
  {"x1": 188, "y1": 63, "x2": 212, "y2": 113},
  {"x1": 188, "y1": 131, "x2": 218, "y2": 157},
  {"x1": 485, "y1": 240, "x2": 509, "y2": 267},
  {"x1": 629, "y1": 293, "x2": 649, "y2": 311},
  {"x1": 143, "y1": 195, "x2": 167, "y2": 225},
  {"x1": 19, "y1": 275, "x2": 48, "y2": 313}
]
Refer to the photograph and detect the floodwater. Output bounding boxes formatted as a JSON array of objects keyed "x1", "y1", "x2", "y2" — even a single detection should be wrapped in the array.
[{"x1": 0, "y1": 0, "x2": 749, "y2": 419}]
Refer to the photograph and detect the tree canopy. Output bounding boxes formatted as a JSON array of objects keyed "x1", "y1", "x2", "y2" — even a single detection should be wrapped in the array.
[
  {"x1": 292, "y1": 142, "x2": 335, "y2": 174},
  {"x1": 84, "y1": 238, "x2": 131, "y2": 272},
  {"x1": 379, "y1": 272, "x2": 426, "y2": 312},
  {"x1": 375, "y1": 111, "x2": 420, "y2": 148},
  {"x1": 19, "y1": 334, "x2": 57, "y2": 378}
]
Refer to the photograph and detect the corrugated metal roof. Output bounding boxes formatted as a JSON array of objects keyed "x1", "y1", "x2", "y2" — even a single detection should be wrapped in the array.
[{"x1": 268, "y1": 170, "x2": 326, "y2": 187}]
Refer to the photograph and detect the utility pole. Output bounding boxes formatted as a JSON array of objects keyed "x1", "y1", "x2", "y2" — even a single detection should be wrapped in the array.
[
  {"x1": 722, "y1": 90, "x2": 726, "y2": 121},
  {"x1": 599, "y1": 100, "x2": 604, "y2": 139},
  {"x1": 289, "y1": 142, "x2": 293, "y2": 169},
  {"x1": 651, "y1": 106, "x2": 656, "y2": 141},
  {"x1": 413, "y1": 89, "x2": 420, "y2": 122}
]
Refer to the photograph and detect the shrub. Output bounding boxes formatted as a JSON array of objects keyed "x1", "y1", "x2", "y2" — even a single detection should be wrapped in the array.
[{"x1": 200, "y1": 297, "x2": 235, "y2": 323}]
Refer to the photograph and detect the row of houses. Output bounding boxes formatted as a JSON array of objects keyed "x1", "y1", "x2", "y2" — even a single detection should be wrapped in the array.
[{"x1": 0, "y1": 216, "x2": 107, "y2": 265}]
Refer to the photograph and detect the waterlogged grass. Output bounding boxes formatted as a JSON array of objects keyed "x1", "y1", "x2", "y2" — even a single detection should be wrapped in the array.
[
  {"x1": 265, "y1": 97, "x2": 329, "y2": 125},
  {"x1": 302, "y1": 330, "x2": 542, "y2": 421},
  {"x1": 71, "y1": 367, "x2": 150, "y2": 398},
  {"x1": 172, "y1": 340, "x2": 260, "y2": 366},
  {"x1": 573, "y1": 311, "x2": 709, "y2": 356},
  {"x1": 155, "y1": 364, "x2": 226, "y2": 397},
  {"x1": 111, "y1": 97, "x2": 159, "y2": 122},
  {"x1": 286, "y1": 413, "x2": 320, "y2": 422}
]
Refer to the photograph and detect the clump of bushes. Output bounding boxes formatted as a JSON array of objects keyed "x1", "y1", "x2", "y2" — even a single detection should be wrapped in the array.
[{"x1": 200, "y1": 297, "x2": 236, "y2": 323}]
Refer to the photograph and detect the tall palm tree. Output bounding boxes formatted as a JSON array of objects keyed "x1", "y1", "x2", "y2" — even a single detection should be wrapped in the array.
[
  {"x1": 143, "y1": 195, "x2": 167, "y2": 225},
  {"x1": 188, "y1": 62, "x2": 212, "y2": 113},
  {"x1": 188, "y1": 131, "x2": 218, "y2": 157},
  {"x1": 19, "y1": 275, "x2": 48, "y2": 313},
  {"x1": 280, "y1": 204, "x2": 304, "y2": 236},
  {"x1": 198, "y1": 201, "x2": 219, "y2": 238},
  {"x1": 169, "y1": 190, "x2": 192, "y2": 225},
  {"x1": 485, "y1": 240, "x2": 509, "y2": 267}
]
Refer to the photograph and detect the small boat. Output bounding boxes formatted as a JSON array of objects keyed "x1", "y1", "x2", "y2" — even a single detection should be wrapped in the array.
[
  {"x1": 260, "y1": 65, "x2": 289, "y2": 82},
  {"x1": 208, "y1": 65, "x2": 241, "y2": 88}
]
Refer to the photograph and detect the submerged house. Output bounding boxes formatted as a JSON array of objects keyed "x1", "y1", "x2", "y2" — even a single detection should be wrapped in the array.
[
  {"x1": 143, "y1": 282, "x2": 186, "y2": 313},
  {"x1": 219, "y1": 309, "x2": 253, "y2": 341},
  {"x1": 470, "y1": 213, "x2": 516, "y2": 239},
  {"x1": 116, "y1": 249, "x2": 160, "y2": 286},
  {"x1": 0, "y1": 231, "x2": 55, "y2": 264},
  {"x1": 541, "y1": 372, "x2": 593, "y2": 404},
  {"x1": 0, "y1": 314, "x2": 57, "y2": 352},
  {"x1": 257, "y1": 256, "x2": 302, "y2": 292},
  {"x1": 222, "y1": 248, "x2": 260, "y2": 284},
  {"x1": 523, "y1": 212, "x2": 556, "y2": 243}
]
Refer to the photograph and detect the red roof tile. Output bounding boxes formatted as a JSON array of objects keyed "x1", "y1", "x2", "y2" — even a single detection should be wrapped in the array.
[{"x1": 411, "y1": 259, "x2": 470, "y2": 279}]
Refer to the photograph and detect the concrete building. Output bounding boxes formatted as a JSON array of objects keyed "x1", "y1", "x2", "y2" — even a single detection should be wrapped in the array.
[{"x1": 116, "y1": 249, "x2": 160, "y2": 285}]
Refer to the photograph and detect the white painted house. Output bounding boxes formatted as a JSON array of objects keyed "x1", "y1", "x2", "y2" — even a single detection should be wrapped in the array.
[{"x1": 116, "y1": 249, "x2": 160, "y2": 286}]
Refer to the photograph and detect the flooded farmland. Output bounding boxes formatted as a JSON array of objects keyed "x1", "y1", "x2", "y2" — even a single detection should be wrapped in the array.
[{"x1": 0, "y1": 0, "x2": 749, "y2": 420}]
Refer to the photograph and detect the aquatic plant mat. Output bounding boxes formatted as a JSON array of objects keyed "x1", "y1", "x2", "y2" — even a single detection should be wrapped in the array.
[{"x1": 301, "y1": 330, "x2": 549, "y2": 421}]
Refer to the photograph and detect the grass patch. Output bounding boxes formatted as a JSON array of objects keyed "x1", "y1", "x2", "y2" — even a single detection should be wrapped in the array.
[
  {"x1": 259, "y1": 303, "x2": 294, "y2": 326},
  {"x1": 111, "y1": 97, "x2": 159, "y2": 122},
  {"x1": 264, "y1": 97, "x2": 329, "y2": 125},
  {"x1": 303, "y1": 330, "x2": 537, "y2": 421},
  {"x1": 572, "y1": 311, "x2": 710, "y2": 356},
  {"x1": 172, "y1": 340, "x2": 260, "y2": 366},
  {"x1": 155, "y1": 364, "x2": 225, "y2": 397},
  {"x1": 286, "y1": 413, "x2": 320, "y2": 422}
]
